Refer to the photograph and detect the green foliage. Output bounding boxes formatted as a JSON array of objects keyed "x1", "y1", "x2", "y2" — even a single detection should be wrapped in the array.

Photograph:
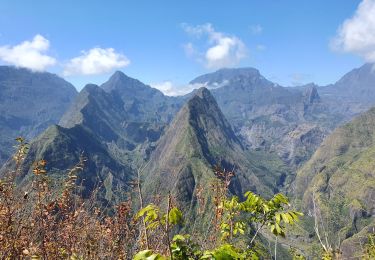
[
  {"x1": 241, "y1": 192, "x2": 303, "y2": 237},
  {"x1": 364, "y1": 233, "x2": 375, "y2": 259},
  {"x1": 136, "y1": 204, "x2": 161, "y2": 230},
  {"x1": 201, "y1": 244, "x2": 248, "y2": 259},
  {"x1": 136, "y1": 204, "x2": 183, "y2": 231},
  {"x1": 166, "y1": 207, "x2": 184, "y2": 226},
  {"x1": 133, "y1": 250, "x2": 166, "y2": 260},
  {"x1": 289, "y1": 247, "x2": 306, "y2": 260},
  {"x1": 170, "y1": 234, "x2": 202, "y2": 260},
  {"x1": 218, "y1": 192, "x2": 303, "y2": 243},
  {"x1": 134, "y1": 190, "x2": 302, "y2": 259},
  {"x1": 219, "y1": 196, "x2": 245, "y2": 241}
]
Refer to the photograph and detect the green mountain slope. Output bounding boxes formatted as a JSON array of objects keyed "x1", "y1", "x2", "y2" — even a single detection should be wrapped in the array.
[
  {"x1": 1, "y1": 71, "x2": 186, "y2": 205},
  {"x1": 3, "y1": 124, "x2": 134, "y2": 204},
  {"x1": 60, "y1": 72, "x2": 184, "y2": 163},
  {"x1": 143, "y1": 88, "x2": 289, "y2": 224},
  {"x1": 294, "y1": 107, "x2": 375, "y2": 257}
]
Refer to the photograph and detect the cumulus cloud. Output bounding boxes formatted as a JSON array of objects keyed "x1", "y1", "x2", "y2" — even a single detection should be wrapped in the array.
[
  {"x1": 331, "y1": 0, "x2": 375, "y2": 63},
  {"x1": 182, "y1": 23, "x2": 247, "y2": 69},
  {"x1": 151, "y1": 81, "x2": 195, "y2": 96},
  {"x1": 151, "y1": 80, "x2": 229, "y2": 96},
  {"x1": 63, "y1": 47, "x2": 130, "y2": 76},
  {"x1": 0, "y1": 34, "x2": 56, "y2": 71}
]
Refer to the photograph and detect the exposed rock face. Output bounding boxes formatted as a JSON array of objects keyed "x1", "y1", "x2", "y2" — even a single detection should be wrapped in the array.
[
  {"x1": 0, "y1": 66, "x2": 77, "y2": 164},
  {"x1": 189, "y1": 64, "x2": 375, "y2": 170},
  {"x1": 190, "y1": 68, "x2": 340, "y2": 169},
  {"x1": 274, "y1": 124, "x2": 326, "y2": 167},
  {"x1": 340, "y1": 223, "x2": 375, "y2": 258}
]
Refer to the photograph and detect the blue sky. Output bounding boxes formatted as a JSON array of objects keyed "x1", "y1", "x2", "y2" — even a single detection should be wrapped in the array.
[{"x1": 0, "y1": 0, "x2": 372, "y2": 94}]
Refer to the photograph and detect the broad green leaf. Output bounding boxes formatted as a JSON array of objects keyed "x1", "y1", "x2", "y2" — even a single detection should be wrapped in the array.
[
  {"x1": 133, "y1": 250, "x2": 166, "y2": 260},
  {"x1": 169, "y1": 207, "x2": 183, "y2": 225}
]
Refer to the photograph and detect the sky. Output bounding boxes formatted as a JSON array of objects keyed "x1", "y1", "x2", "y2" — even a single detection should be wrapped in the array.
[{"x1": 0, "y1": 0, "x2": 373, "y2": 95}]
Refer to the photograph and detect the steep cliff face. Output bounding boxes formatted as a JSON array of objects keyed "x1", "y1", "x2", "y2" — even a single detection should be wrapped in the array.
[{"x1": 190, "y1": 68, "x2": 341, "y2": 169}]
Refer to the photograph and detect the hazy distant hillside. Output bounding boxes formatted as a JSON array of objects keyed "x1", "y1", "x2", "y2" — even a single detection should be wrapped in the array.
[
  {"x1": 0, "y1": 66, "x2": 77, "y2": 164},
  {"x1": 318, "y1": 63, "x2": 375, "y2": 106}
]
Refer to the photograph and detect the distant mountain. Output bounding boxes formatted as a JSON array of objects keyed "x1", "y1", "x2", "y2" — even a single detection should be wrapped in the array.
[
  {"x1": 0, "y1": 66, "x2": 77, "y2": 164},
  {"x1": 191, "y1": 68, "x2": 301, "y2": 109},
  {"x1": 190, "y1": 68, "x2": 334, "y2": 169},
  {"x1": 2, "y1": 64, "x2": 375, "y2": 258},
  {"x1": 3, "y1": 72, "x2": 186, "y2": 204},
  {"x1": 60, "y1": 71, "x2": 184, "y2": 163},
  {"x1": 101, "y1": 71, "x2": 183, "y2": 123},
  {"x1": 143, "y1": 88, "x2": 289, "y2": 224},
  {"x1": 319, "y1": 63, "x2": 375, "y2": 106},
  {"x1": 294, "y1": 106, "x2": 375, "y2": 258}
]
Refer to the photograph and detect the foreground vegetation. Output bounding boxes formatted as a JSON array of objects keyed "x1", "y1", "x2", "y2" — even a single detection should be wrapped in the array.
[{"x1": 0, "y1": 138, "x2": 374, "y2": 259}]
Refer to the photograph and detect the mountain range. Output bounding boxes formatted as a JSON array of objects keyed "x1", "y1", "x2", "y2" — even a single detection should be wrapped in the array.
[
  {"x1": 1, "y1": 63, "x2": 375, "y2": 257},
  {"x1": 142, "y1": 87, "x2": 288, "y2": 225},
  {"x1": 0, "y1": 66, "x2": 77, "y2": 163}
]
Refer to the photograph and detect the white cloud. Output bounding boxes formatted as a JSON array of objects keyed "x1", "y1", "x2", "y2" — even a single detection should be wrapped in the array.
[
  {"x1": 331, "y1": 0, "x2": 375, "y2": 63},
  {"x1": 151, "y1": 81, "x2": 199, "y2": 96},
  {"x1": 250, "y1": 24, "x2": 263, "y2": 35},
  {"x1": 63, "y1": 47, "x2": 130, "y2": 76},
  {"x1": 151, "y1": 80, "x2": 229, "y2": 96},
  {"x1": 0, "y1": 34, "x2": 56, "y2": 71},
  {"x1": 182, "y1": 23, "x2": 247, "y2": 69}
]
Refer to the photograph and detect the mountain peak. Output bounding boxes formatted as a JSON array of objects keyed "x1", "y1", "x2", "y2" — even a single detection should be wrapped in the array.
[
  {"x1": 190, "y1": 67, "x2": 262, "y2": 85},
  {"x1": 336, "y1": 63, "x2": 375, "y2": 85},
  {"x1": 146, "y1": 87, "x2": 243, "y2": 173},
  {"x1": 303, "y1": 84, "x2": 320, "y2": 104},
  {"x1": 108, "y1": 70, "x2": 134, "y2": 82},
  {"x1": 189, "y1": 87, "x2": 215, "y2": 103},
  {"x1": 319, "y1": 63, "x2": 375, "y2": 104},
  {"x1": 101, "y1": 70, "x2": 140, "y2": 92},
  {"x1": 142, "y1": 87, "x2": 243, "y2": 205},
  {"x1": 81, "y1": 83, "x2": 101, "y2": 93}
]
